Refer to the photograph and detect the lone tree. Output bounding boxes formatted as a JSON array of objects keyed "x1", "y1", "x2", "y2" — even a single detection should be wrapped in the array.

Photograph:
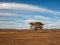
[{"x1": 29, "y1": 22, "x2": 44, "y2": 30}]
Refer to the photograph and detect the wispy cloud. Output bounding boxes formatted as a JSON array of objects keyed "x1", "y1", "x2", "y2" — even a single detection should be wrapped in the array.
[
  {"x1": 0, "y1": 21, "x2": 27, "y2": 29},
  {"x1": 0, "y1": 3, "x2": 60, "y2": 15},
  {"x1": 0, "y1": 2, "x2": 60, "y2": 29},
  {"x1": 0, "y1": 12, "x2": 22, "y2": 16},
  {"x1": 34, "y1": 15, "x2": 51, "y2": 20},
  {"x1": 47, "y1": 20, "x2": 60, "y2": 29},
  {"x1": 25, "y1": 19, "x2": 37, "y2": 23}
]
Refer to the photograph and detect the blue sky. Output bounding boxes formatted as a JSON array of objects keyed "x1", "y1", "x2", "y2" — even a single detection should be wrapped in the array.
[{"x1": 0, "y1": 0, "x2": 60, "y2": 29}]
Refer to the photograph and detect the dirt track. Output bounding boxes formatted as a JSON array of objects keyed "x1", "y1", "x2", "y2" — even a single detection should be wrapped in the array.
[{"x1": 0, "y1": 29, "x2": 60, "y2": 45}]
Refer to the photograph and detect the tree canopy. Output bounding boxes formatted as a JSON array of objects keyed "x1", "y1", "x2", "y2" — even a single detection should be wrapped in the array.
[{"x1": 29, "y1": 22, "x2": 44, "y2": 30}]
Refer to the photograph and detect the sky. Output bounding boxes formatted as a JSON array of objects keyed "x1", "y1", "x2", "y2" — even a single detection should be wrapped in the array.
[{"x1": 0, "y1": 0, "x2": 60, "y2": 29}]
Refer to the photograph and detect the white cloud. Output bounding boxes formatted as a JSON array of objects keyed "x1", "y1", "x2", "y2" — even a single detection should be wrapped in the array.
[
  {"x1": 0, "y1": 3, "x2": 60, "y2": 15},
  {"x1": 25, "y1": 19, "x2": 37, "y2": 23},
  {"x1": 0, "y1": 21, "x2": 26, "y2": 29},
  {"x1": 0, "y1": 2, "x2": 60, "y2": 29},
  {"x1": 25, "y1": 18, "x2": 60, "y2": 29},
  {"x1": 46, "y1": 20, "x2": 60, "y2": 29},
  {"x1": 0, "y1": 12, "x2": 22, "y2": 16},
  {"x1": 34, "y1": 15, "x2": 51, "y2": 20},
  {"x1": 0, "y1": 21, "x2": 17, "y2": 25}
]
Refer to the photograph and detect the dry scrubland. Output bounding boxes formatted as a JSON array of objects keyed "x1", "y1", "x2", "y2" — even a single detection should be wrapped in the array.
[{"x1": 0, "y1": 29, "x2": 60, "y2": 45}]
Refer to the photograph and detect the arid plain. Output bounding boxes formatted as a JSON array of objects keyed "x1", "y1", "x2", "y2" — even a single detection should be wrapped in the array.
[{"x1": 0, "y1": 29, "x2": 60, "y2": 45}]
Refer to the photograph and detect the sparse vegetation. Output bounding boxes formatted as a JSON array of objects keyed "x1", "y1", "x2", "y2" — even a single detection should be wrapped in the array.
[{"x1": 29, "y1": 22, "x2": 44, "y2": 30}]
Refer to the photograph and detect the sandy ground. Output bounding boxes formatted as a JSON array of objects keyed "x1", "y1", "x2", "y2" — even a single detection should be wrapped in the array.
[{"x1": 0, "y1": 29, "x2": 60, "y2": 45}]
